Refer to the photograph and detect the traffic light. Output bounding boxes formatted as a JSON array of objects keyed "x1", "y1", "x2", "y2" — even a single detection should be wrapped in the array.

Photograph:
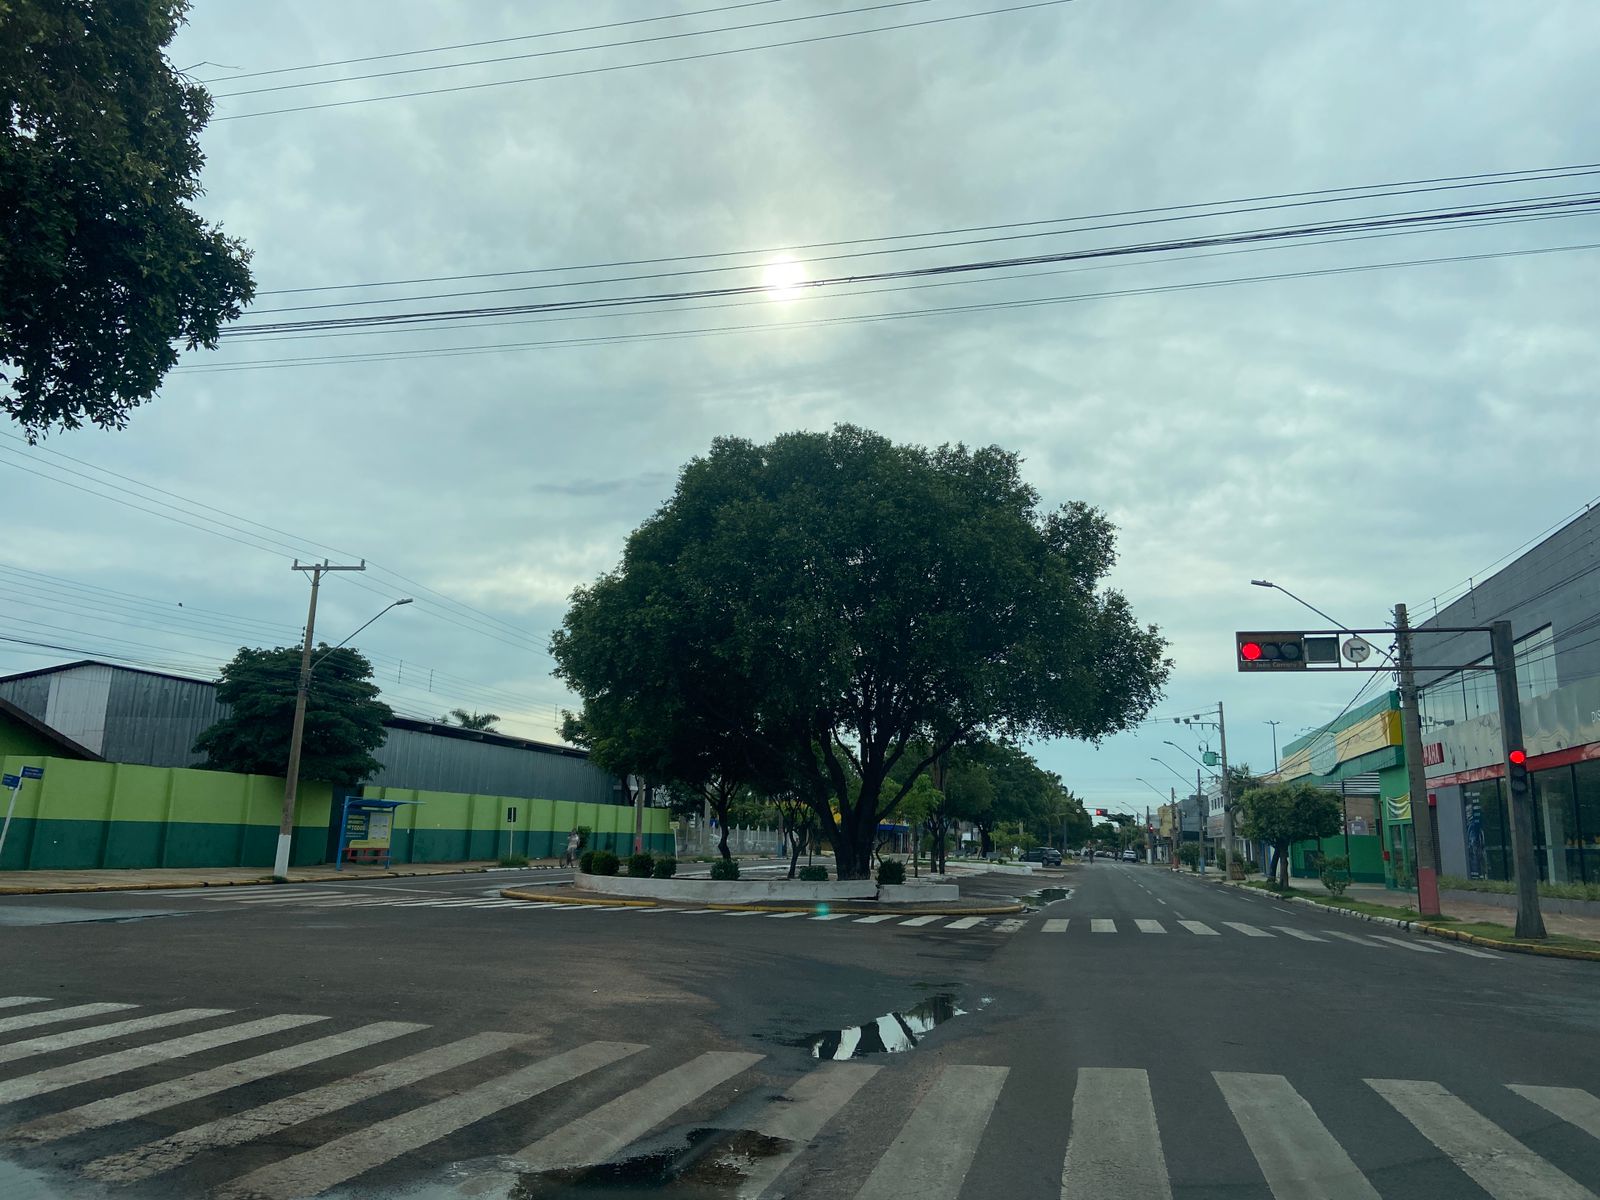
[
  {"x1": 1237, "y1": 632, "x2": 1306, "y2": 671},
  {"x1": 1507, "y1": 748, "x2": 1529, "y2": 795},
  {"x1": 1094, "y1": 808, "x2": 1107, "y2": 817}
]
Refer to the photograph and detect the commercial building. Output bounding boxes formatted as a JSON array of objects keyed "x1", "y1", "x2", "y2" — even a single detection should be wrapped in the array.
[
  {"x1": 1416, "y1": 507, "x2": 1600, "y2": 884},
  {"x1": 0, "y1": 659, "x2": 615, "y2": 807}
]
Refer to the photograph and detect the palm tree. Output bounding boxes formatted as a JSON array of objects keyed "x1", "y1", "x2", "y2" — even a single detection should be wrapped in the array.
[{"x1": 441, "y1": 708, "x2": 500, "y2": 731}]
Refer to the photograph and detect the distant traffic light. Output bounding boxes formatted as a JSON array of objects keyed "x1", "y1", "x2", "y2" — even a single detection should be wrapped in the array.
[
  {"x1": 1095, "y1": 808, "x2": 1107, "y2": 816},
  {"x1": 1508, "y1": 748, "x2": 1530, "y2": 795}
]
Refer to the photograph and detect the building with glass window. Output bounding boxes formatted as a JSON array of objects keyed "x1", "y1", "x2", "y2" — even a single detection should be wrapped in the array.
[{"x1": 1416, "y1": 506, "x2": 1600, "y2": 884}]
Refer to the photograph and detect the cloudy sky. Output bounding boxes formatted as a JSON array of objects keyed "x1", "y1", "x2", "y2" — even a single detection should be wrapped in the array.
[{"x1": 3, "y1": 0, "x2": 1598, "y2": 814}]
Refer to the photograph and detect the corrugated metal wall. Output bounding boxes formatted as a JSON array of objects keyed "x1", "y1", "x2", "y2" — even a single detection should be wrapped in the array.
[
  {"x1": 370, "y1": 726, "x2": 615, "y2": 806},
  {"x1": 0, "y1": 675, "x2": 51, "y2": 721},
  {"x1": 101, "y1": 670, "x2": 229, "y2": 768}
]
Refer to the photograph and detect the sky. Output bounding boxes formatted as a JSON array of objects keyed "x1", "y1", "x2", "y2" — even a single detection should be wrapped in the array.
[{"x1": 3, "y1": 0, "x2": 1598, "y2": 816}]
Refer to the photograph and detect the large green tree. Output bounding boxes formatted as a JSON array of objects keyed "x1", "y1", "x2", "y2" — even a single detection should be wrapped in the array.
[
  {"x1": 1237, "y1": 781, "x2": 1343, "y2": 886},
  {"x1": 194, "y1": 646, "x2": 391, "y2": 784},
  {"x1": 1, "y1": 0, "x2": 254, "y2": 437},
  {"x1": 551, "y1": 427, "x2": 1169, "y2": 878}
]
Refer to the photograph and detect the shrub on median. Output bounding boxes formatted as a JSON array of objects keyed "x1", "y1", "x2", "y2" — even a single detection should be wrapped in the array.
[
  {"x1": 591, "y1": 850, "x2": 620, "y2": 876},
  {"x1": 652, "y1": 856, "x2": 678, "y2": 879},
  {"x1": 627, "y1": 853, "x2": 655, "y2": 878},
  {"x1": 799, "y1": 865, "x2": 829, "y2": 882},
  {"x1": 875, "y1": 859, "x2": 906, "y2": 886},
  {"x1": 578, "y1": 850, "x2": 596, "y2": 873},
  {"x1": 710, "y1": 857, "x2": 740, "y2": 881}
]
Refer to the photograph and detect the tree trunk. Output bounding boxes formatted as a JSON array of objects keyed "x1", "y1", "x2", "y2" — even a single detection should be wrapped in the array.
[
  {"x1": 977, "y1": 823, "x2": 994, "y2": 857},
  {"x1": 787, "y1": 829, "x2": 802, "y2": 879},
  {"x1": 1279, "y1": 842, "x2": 1290, "y2": 887}
]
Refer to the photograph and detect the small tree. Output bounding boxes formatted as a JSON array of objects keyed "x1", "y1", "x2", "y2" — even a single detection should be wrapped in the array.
[
  {"x1": 1178, "y1": 842, "x2": 1201, "y2": 871},
  {"x1": 443, "y1": 708, "x2": 500, "y2": 731},
  {"x1": 194, "y1": 646, "x2": 391, "y2": 783},
  {"x1": 1237, "y1": 782, "x2": 1343, "y2": 887}
]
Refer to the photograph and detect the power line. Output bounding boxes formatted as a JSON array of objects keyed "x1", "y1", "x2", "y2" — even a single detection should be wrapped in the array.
[
  {"x1": 212, "y1": 0, "x2": 1077, "y2": 120},
  {"x1": 249, "y1": 160, "x2": 1600, "y2": 298},
  {"x1": 213, "y1": 0, "x2": 938, "y2": 98},
  {"x1": 197, "y1": 0, "x2": 793, "y2": 83},
  {"x1": 1415, "y1": 492, "x2": 1600, "y2": 615},
  {"x1": 174, "y1": 239, "x2": 1600, "y2": 374}
]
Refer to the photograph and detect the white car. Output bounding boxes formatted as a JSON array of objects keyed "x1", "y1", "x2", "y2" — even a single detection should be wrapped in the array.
[{"x1": 1121, "y1": 849, "x2": 1138, "y2": 862}]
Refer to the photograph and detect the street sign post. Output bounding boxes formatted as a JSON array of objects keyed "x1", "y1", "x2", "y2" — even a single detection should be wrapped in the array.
[{"x1": 0, "y1": 764, "x2": 43, "y2": 866}]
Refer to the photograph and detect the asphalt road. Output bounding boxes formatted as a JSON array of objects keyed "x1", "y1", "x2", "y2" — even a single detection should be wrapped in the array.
[{"x1": 0, "y1": 861, "x2": 1596, "y2": 1199}]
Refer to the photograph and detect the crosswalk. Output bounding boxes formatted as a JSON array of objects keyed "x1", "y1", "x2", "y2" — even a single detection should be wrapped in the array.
[
  {"x1": 0, "y1": 994, "x2": 1593, "y2": 1199},
  {"x1": 1039, "y1": 917, "x2": 1502, "y2": 955}
]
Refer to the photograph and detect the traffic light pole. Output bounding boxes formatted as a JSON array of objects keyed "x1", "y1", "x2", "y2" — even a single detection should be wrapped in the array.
[
  {"x1": 1394, "y1": 604, "x2": 1442, "y2": 918},
  {"x1": 1218, "y1": 701, "x2": 1235, "y2": 877},
  {"x1": 1492, "y1": 620, "x2": 1546, "y2": 938}
]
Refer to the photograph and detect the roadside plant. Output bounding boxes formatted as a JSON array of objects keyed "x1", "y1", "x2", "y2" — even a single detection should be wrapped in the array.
[
  {"x1": 710, "y1": 858, "x2": 741, "y2": 881},
  {"x1": 1320, "y1": 855, "x2": 1353, "y2": 897},
  {"x1": 591, "y1": 850, "x2": 621, "y2": 876},
  {"x1": 578, "y1": 850, "x2": 597, "y2": 873},
  {"x1": 1177, "y1": 843, "x2": 1201, "y2": 871},
  {"x1": 652, "y1": 856, "x2": 678, "y2": 879},
  {"x1": 876, "y1": 860, "x2": 907, "y2": 886},
  {"x1": 799, "y1": 865, "x2": 829, "y2": 882},
  {"x1": 498, "y1": 854, "x2": 529, "y2": 868},
  {"x1": 627, "y1": 853, "x2": 655, "y2": 878}
]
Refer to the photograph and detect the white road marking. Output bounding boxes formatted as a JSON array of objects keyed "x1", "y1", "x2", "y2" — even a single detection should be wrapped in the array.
[
  {"x1": 1370, "y1": 1077, "x2": 1598, "y2": 1200},
  {"x1": 1090, "y1": 919, "x2": 1117, "y2": 934},
  {"x1": 1223, "y1": 922, "x2": 1274, "y2": 938},
  {"x1": 1042, "y1": 919, "x2": 1070, "y2": 933},
  {"x1": 898, "y1": 916, "x2": 942, "y2": 927},
  {"x1": 1323, "y1": 930, "x2": 1383, "y2": 947},
  {"x1": 855, "y1": 1065, "x2": 1008, "y2": 1200},
  {"x1": 12, "y1": 1021, "x2": 426, "y2": 1145},
  {"x1": 810, "y1": 914, "x2": 850, "y2": 921},
  {"x1": 0, "y1": 1012, "x2": 326, "y2": 1104},
  {"x1": 1156, "y1": 897, "x2": 1169, "y2": 906},
  {"x1": 737, "y1": 1062, "x2": 879, "y2": 1197},
  {"x1": 764, "y1": 911, "x2": 804, "y2": 918},
  {"x1": 1369, "y1": 935, "x2": 1442, "y2": 954},
  {"x1": 1510, "y1": 1085, "x2": 1600, "y2": 1141},
  {"x1": 0, "y1": 997, "x2": 46, "y2": 1010},
  {"x1": 1272, "y1": 927, "x2": 1327, "y2": 942},
  {"x1": 512, "y1": 1051, "x2": 763, "y2": 1170},
  {"x1": 722, "y1": 910, "x2": 766, "y2": 917},
  {"x1": 1216, "y1": 1071, "x2": 1380, "y2": 1199},
  {"x1": 1435, "y1": 942, "x2": 1501, "y2": 959},
  {"x1": 0, "y1": 1008, "x2": 228, "y2": 1066},
  {"x1": 1062, "y1": 1068, "x2": 1172, "y2": 1200},
  {"x1": 994, "y1": 919, "x2": 1028, "y2": 934},
  {"x1": 0, "y1": 1001, "x2": 134, "y2": 1034},
  {"x1": 83, "y1": 1030, "x2": 525, "y2": 1183},
  {"x1": 1178, "y1": 921, "x2": 1218, "y2": 936},
  {"x1": 219, "y1": 1041, "x2": 645, "y2": 1200},
  {"x1": 945, "y1": 916, "x2": 985, "y2": 930},
  {"x1": 854, "y1": 915, "x2": 896, "y2": 924},
  {"x1": 1134, "y1": 919, "x2": 1166, "y2": 934}
]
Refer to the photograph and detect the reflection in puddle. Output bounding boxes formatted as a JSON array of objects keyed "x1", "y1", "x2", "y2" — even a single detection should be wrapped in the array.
[
  {"x1": 514, "y1": 1127, "x2": 794, "y2": 1198},
  {"x1": 1020, "y1": 887, "x2": 1071, "y2": 908},
  {"x1": 790, "y1": 994, "x2": 965, "y2": 1060}
]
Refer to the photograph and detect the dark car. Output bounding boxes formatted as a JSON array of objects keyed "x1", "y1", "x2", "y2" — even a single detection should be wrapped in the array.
[{"x1": 1021, "y1": 848, "x2": 1063, "y2": 866}]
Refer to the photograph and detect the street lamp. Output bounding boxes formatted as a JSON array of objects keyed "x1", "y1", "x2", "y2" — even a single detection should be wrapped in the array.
[
  {"x1": 1150, "y1": 757, "x2": 1196, "y2": 790},
  {"x1": 1265, "y1": 719, "x2": 1282, "y2": 767},
  {"x1": 1134, "y1": 777, "x2": 1169, "y2": 803},
  {"x1": 1249, "y1": 579, "x2": 1350, "y2": 631},
  {"x1": 1162, "y1": 740, "x2": 1218, "y2": 775},
  {"x1": 275, "y1": 597, "x2": 413, "y2": 881}
]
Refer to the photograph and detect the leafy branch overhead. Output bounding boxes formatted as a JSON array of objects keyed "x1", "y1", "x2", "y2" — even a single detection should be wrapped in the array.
[{"x1": 552, "y1": 425, "x2": 1170, "y2": 879}]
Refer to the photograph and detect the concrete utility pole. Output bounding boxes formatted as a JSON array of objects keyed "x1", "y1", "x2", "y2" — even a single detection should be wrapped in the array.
[
  {"x1": 277, "y1": 560, "x2": 365, "y2": 882},
  {"x1": 1218, "y1": 701, "x2": 1234, "y2": 877},
  {"x1": 1196, "y1": 768, "x2": 1206, "y2": 876},
  {"x1": 1393, "y1": 603, "x2": 1442, "y2": 918},
  {"x1": 1491, "y1": 620, "x2": 1546, "y2": 938}
]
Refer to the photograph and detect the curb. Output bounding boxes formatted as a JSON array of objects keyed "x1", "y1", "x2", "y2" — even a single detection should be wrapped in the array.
[
  {"x1": 1207, "y1": 876, "x2": 1600, "y2": 962},
  {"x1": 0, "y1": 863, "x2": 547, "y2": 896},
  {"x1": 499, "y1": 887, "x2": 1025, "y2": 916}
]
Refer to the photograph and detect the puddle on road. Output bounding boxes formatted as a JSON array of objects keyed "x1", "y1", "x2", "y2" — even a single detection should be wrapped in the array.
[
  {"x1": 511, "y1": 1127, "x2": 794, "y2": 1198},
  {"x1": 1019, "y1": 887, "x2": 1071, "y2": 908},
  {"x1": 775, "y1": 993, "x2": 966, "y2": 1061}
]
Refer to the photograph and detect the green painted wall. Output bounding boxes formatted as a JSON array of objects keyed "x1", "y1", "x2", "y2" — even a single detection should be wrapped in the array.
[
  {"x1": 362, "y1": 785, "x2": 672, "y2": 862},
  {"x1": 1291, "y1": 834, "x2": 1386, "y2": 883},
  {"x1": 0, "y1": 712, "x2": 65, "y2": 761},
  {"x1": 0, "y1": 755, "x2": 330, "y2": 871}
]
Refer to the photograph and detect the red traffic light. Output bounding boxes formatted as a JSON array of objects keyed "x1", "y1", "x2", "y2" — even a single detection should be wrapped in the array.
[
  {"x1": 1095, "y1": 808, "x2": 1107, "y2": 816},
  {"x1": 1239, "y1": 641, "x2": 1263, "y2": 662},
  {"x1": 1509, "y1": 749, "x2": 1527, "y2": 765}
]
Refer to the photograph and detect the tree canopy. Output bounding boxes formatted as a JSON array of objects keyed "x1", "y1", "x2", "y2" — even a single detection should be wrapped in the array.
[
  {"x1": 194, "y1": 646, "x2": 391, "y2": 784},
  {"x1": 1237, "y1": 781, "x2": 1343, "y2": 885},
  {"x1": 442, "y1": 709, "x2": 500, "y2": 731},
  {"x1": 2, "y1": 0, "x2": 255, "y2": 437},
  {"x1": 551, "y1": 426, "x2": 1169, "y2": 877}
]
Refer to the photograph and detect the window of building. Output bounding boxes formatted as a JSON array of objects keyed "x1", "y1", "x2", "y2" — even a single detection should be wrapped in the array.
[
  {"x1": 1418, "y1": 624, "x2": 1558, "y2": 731},
  {"x1": 1574, "y1": 759, "x2": 1600, "y2": 885},
  {"x1": 1532, "y1": 764, "x2": 1578, "y2": 884},
  {"x1": 1462, "y1": 778, "x2": 1508, "y2": 881},
  {"x1": 1515, "y1": 624, "x2": 1558, "y2": 699}
]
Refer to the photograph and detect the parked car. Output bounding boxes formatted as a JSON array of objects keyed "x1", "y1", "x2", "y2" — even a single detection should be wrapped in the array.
[
  {"x1": 1020, "y1": 848, "x2": 1063, "y2": 866},
  {"x1": 1121, "y1": 849, "x2": 1139, "y2": 862}
]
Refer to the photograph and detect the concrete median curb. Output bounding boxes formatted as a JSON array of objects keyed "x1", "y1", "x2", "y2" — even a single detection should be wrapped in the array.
[
  {"x1": 499, "y1": 887, "x2": 1025, "y2": 916},
  {"x1": 1210, "y1": 875, "x2": 1600, "y2": 962},
  {"x1": 0, "y1": 862, "x2": 569, "y2": 896}
]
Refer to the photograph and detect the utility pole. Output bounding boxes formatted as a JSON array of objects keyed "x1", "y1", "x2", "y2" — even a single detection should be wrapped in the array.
[
  {"x1": 277, "y1": 560, "x2": 365, "y2": 882},
  {"x1": 1491, "y1": 620, "x2": 1546, "y2": 938},
  {"x1": 1394, "y1": 603, "x2": 1442, "y2": 918},
  {"x1": 634, "y1": 779, "x2": 647, "y2": 856},
  {"x1": 1218, "y1": 701, "x2": 1234, "y2": 877},
  {"x1": 1196, "y1": 768, "x2": 1206, "y2": 876}
]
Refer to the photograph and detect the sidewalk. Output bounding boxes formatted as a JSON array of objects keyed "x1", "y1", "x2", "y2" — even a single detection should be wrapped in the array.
[
  {"x1": 0, "y1": 859, "x2": 563, "y2": 895},
  {"x1": 1194, "y1": 869, "x2": 1600, "y2": 943}
]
